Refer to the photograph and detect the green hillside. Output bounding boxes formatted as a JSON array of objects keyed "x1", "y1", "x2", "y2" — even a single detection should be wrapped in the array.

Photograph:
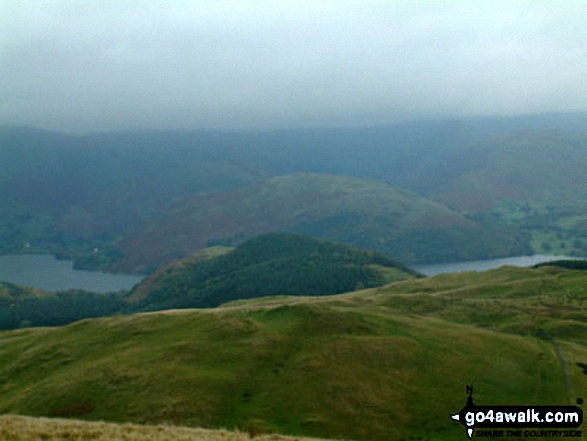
[
  {"x1": 116, "y1": 173, "x2": 530, "y2": 272},
  {"x1": 0, "y1": 266, "x2": 585, "y2": 440},
  {"x1": 0, "y1": 233, "x2": 419, "y2": 329},
  {"x1": 127, "y1": 232, "x2": 420, "y2": 311},
  {"x1": 0, "y1": 233, "x2": 418, "y2": 329},
  {"x1": 371, "y1": 264, "x2": 587, "y2": 344}
]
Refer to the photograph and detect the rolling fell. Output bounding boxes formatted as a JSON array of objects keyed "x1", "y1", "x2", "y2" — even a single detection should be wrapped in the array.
[{"x1": 0, "y1": 266, "x2": 586, "y2": 440}]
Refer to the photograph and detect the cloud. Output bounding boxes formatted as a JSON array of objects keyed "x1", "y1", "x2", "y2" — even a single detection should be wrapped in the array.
[{"x1": 1, "y1": 0, "x2": 586, "y2": 132}]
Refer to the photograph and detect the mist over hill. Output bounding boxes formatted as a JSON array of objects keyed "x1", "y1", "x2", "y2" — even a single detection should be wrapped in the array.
[
  {"x1": 116, "y1": 173, "x2": 529, "y2": 273},
  {"x1": 428, "y1": 131, "x2": 587, "y2": 211},
  {"x1": 1, "y1": 112, "x2": 586, "y2": 273}
]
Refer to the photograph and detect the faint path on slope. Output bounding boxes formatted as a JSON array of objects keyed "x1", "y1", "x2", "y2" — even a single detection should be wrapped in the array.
[{"x1": 552, "y1": 338, "x2": 572, "y2": 404}]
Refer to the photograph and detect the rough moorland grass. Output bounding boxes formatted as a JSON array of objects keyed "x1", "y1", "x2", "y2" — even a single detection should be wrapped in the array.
[
  {"x1": 0, "y1": 415, "x2": 330, "y2": 440},
  {"x1": 0, "y1": 266, "x2": 586, "y2": 440},
  {"x1": 374, "y1": 265, "x2": 587, "y2": 342}
]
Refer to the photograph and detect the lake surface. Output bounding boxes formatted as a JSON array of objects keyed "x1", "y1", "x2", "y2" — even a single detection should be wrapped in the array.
[
  {"x1": 0, "y1": 253, "x2": 582, "y2": 293},
  {"x1": 0, "y1": 254, "x2": 143, "y2": 293},
  {"x1": 413, "y1": 254, "x2": 584, "y2": 276}
]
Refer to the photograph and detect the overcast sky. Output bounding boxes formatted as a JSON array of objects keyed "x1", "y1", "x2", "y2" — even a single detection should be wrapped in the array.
[{"x1": 1, "y1": 0, "x2": 586, "y2": 133}]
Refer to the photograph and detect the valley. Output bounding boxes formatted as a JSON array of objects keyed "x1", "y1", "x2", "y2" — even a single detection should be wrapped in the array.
[
  {"x1": 4, "y1": 2, "x2": 587, "y2": 439},
  {"x1": 2, "y1": 114, "x2": 587, "y2": 440},
  {"x1": 4, "y1": 114, "x2": 587, "y2": 274}
]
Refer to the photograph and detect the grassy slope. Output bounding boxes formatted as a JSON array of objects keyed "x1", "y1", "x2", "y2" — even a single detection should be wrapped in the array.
[
  {"x1": 371, "y1": 265, "x2": 587, "y2": 344},
  {"x1": 128, "y1": 232, "x2": 420, "y2": 310},
  {"x1": 0, "y1": 233, "x2": 417, "y2": 329},
  {"x1": 1, "y1": 267, "x2": 586, "y2": 440},
  {"x1": 0, "y1": 415, "x2": 330, "y2": 441},
  {"x1": 116, "y1": 173, "x2": 528, "y2": 272}
]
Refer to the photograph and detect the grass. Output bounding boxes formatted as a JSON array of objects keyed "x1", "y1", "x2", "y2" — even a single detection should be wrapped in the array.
[
  {"x1": 374, "y1": 265, "x2": 587, "y2": 342},
  {"x1": 0, "y1": 415, "x2": 331, "y2": 440},
  {"x1": 0, "y1": 266, "x2": 586, "y2": 440}
]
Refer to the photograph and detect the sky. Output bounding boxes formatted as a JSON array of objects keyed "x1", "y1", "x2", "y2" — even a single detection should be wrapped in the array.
[{"x1": 1, "y1": 0, "x2": 586, "y2": 133}]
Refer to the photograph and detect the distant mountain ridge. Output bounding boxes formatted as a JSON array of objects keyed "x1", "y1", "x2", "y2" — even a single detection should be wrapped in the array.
[{"x1": 2, "y1": 112, "x2": 586, "y2": 272}]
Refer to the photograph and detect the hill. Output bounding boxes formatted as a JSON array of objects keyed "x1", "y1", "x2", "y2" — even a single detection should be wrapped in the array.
[
  {"x1": 0, "y1": 233, "x2": 419, "y2": 328},
  {"x1": 533, "y1": 259, "x2": 587, "y2": 270},
  {"x1": 430, "y1": 131, "x2": 587, "y2": 212},
  {"x1": 115, "y1": 173, "x2": 530, "y2": 272},
  {"x1": 0, "y1": 127, "x2": 270, "y2": 270},
  {"x1": 0, "y1": 266, "x2": 585, "y2": 440},
  {"x1": 410, "y1": 130, "x2": 587, "y2": 258},
  {"x1": 126, "y1": 232, "x2": 421, "y2": 310},
  {"x1": 2, "y1": 114, "x2": 586, "y2": 273}
]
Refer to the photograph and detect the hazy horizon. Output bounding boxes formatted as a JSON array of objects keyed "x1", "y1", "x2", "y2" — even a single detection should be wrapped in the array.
[
  {"x1": 2, "y1": 1, "x2": 586, "y2": 133},
  {"x1": 3, "y1": 109, "x2": 587, "y2": 137}
]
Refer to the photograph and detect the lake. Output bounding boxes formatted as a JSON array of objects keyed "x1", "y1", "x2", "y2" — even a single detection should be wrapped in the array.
[
  {"x1": 413, "y1": 254, "x2": 584, "y2": 276},
  {"x1": 0, "y1": 254, "x2": 143, "y2": 293},
  {"x1": 0, "y1": 253, "x2": 582, "y2": 293}
]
